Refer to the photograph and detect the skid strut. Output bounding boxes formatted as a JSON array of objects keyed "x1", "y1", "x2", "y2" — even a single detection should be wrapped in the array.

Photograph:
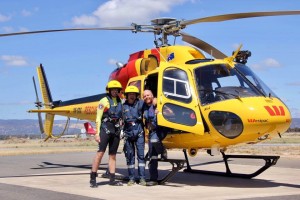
[
  {"x1": 101, "y1": 158, "x2": 185, "y2": 184},
  {"x1": 183, "y1": 149, "x2": 280, "y2": 179},
  {"x1": 156, "y1": 159, "x2": 186, "y2": 184}
]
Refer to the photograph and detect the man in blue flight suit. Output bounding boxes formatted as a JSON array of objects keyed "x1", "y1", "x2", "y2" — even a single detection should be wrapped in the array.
[
  {"x1": 143, "y1": 89, "x2": 167, "y2": 186},
  {"x1": 123, "y1": 85, "x2": 147, "y2": 186}
]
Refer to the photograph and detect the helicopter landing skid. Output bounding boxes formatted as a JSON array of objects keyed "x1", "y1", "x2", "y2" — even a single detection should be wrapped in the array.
[
  {"x1": 156, "y1": 159, "x2": 186, "y2": 184},
  {"x1": 183, "y1": 149, "x2": 280, "y2": 179},
  {"x1": 100, "y1": 159, "x2": 185, "y2": 184}
]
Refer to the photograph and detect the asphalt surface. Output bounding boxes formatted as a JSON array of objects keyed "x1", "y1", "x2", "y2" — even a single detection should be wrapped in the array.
[{"x1": 0, "y1": 151, "x2": 299, "y2": 200}]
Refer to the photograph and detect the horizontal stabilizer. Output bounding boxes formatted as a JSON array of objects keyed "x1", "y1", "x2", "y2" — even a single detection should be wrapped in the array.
[{"x1": 28, "y1": 109, "x2": 70, "y2": 113}]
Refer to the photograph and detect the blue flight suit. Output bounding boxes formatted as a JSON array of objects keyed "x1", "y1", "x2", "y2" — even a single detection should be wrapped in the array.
[
  {"x1": 144, "y1": 104, "x2": 166, "y2": 182},
  {"x1": 123, "y1": 99, "x2": 145, "y2": 181}
]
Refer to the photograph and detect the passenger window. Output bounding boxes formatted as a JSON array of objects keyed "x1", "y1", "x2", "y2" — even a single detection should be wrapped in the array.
[
  {"x1": 162, "y1": 103, "x2": 196, "y2": 126},
  {"x1": 162, "y1": 67, "x2": 192, "y2": 103}
]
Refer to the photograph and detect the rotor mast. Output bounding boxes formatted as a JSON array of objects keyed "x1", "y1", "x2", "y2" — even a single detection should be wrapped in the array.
[{"x1": 132, "y1": 18, "x2": 183, "y2": 47}]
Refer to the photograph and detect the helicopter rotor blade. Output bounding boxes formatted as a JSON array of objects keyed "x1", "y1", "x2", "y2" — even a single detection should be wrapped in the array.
[
  {"x1": 181, "y1": 11, "x2": 300, "y2": 26},
  {"x1": 32, "y1": 76, "x2": 45, "y2": 134},
  {"x1": 181, "y1": 32, "x2": 227, "y2": 59},
  {"x1": 0, "y1": 27, "x2": 135, "y2": 37}
]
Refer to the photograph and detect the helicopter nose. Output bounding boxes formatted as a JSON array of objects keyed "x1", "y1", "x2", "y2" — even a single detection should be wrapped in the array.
[{"x1": 207, "y1": 98, "x2": 291, "y2": 141}]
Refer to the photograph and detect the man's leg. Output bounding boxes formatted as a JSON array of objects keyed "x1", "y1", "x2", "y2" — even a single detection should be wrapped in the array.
[
  {"x1": 107, "y1": 134, "x2": 123, "y2": 186},
  {"x1": 124, "y1": 140, "x2": 136, "y2": 185},
  {"x1": 147, "y1": 132, "x2": 159, "y2": 186},
  {"x1": 90, "y1": 151, "x2": 105, "y2": 188},
  {"x1": 136, "y1": 135, "x2": 146, "y2": 185}
]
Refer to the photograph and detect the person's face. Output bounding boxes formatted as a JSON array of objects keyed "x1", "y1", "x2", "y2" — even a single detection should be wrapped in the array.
[
  {"x1": 109, "y1": 88, "x2": 119, "y2": 97},
  {"x1": 127, "y1": 93, "x2": 137, "y2": 104},
  {"x1": 143, "y1": 91, "x2": 153, "y2": 105}
]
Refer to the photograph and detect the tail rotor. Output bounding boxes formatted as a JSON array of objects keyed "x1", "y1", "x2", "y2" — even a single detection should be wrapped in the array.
[{"x1": 32, "y1": 76, "x2": 45, "y2": 135}]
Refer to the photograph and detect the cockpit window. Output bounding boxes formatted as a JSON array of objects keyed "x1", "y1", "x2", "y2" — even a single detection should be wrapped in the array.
[
  {"x1": 194, "y1": 64, "x2": 275, "y2": 105},
  {"x1": 163, "y1": 67, "x2": 192, "y2": 103},
  {"x1": 235, "y1": 64, "x2": 278, "y2": 98}
]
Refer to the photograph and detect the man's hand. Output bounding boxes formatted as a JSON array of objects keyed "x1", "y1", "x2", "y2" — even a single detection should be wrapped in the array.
[
  {"x1": 152, "y1": 97, "x2": 157, "y2": 106},
  {"x1": 94, "y1": 135, "x2": 100, "y2": 143}
]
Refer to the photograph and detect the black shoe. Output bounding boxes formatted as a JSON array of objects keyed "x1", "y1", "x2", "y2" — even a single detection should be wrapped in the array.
[
  {"x1": 161, "y1": 149, "x2": 168, "y2": 160},
  {"x1": 109, "y1": 181, "x2": 123, "y2": 186},
  {"x1": 146, "y1": 181, "x2": 158, "y2": 186},
  {"x1": 90, "y1": 172, "x2": 98, "y2": 188},
  {"x1": 90, "y1": 179, "x2": 97, "y2": 188}
]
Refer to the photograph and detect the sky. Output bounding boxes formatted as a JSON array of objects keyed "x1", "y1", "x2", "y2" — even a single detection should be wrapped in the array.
[{"x1": 0, "y1": 0, "x2": 300, "y2": 120}]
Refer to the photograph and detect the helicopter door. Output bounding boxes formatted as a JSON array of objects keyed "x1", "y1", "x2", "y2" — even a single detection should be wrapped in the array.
[{"x1": 156, "y1": 66, "x2": 204, "y2": 135}]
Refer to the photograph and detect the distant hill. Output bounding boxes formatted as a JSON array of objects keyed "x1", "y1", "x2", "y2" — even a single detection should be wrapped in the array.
[
  {"x1": 291, "y1": 118, "x2": 300, "y2": 129},
  {"x1": 1, "y1": 118, "x2": 299, "y2": 136},
  {"x1": 0, "y1": 119, "x2": 89, "y2": 136}
]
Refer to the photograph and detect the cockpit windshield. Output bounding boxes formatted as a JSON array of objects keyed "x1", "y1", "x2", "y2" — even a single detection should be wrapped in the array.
[{"x1": 194, "y1": 63, "x2": 278, "y2": 105}]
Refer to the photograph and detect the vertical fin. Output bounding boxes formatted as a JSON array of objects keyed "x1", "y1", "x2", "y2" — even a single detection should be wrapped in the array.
[
  {"x1": 37, "y1": 64, "x2": 53, "y2": 108},
  {"x1": 84, "y1": 122, "x2": 96, "y2": 135},
  {"x1": 44, "y1": 114, "x2": 55, "y2": 141},
  {"x1": 36, "y1": 64, "x2": 55, "y2": 140}
]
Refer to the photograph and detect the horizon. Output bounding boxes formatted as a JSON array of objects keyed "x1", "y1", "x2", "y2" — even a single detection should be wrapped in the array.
[{"x1": 1, "y1": 0, "x2": 300, "y2": 119}]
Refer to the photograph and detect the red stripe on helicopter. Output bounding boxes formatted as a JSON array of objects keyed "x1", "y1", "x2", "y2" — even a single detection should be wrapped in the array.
[
  {"x1": 279, "y1": 106, "x2": 285, "y2": 116},
  {"x1": 272, "y1": 105, "x2": 280, "y2": 115},
  {"x1": 129, "y1": 50, "x2": 144, "y2": 61},
  {"x1": 151, "y1": 48, "x2": 161, "y2": 63},
  {"x1": 264, "y1": 106, "x2": 285, "y2": 116}
]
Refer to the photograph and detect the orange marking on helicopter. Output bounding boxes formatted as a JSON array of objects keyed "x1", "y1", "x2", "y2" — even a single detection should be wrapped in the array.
[
  {"x1": 264, "y1": 106, "x2": 285, "y2": 116},
  {"x1": 85, "y1": 106, "x2": 97, "y2": 115},
  {"x1": 264, "y1": 106, "x2": 275, "y2": 116},
  {"x1": 272, "y1": 106, "x2": 280, "y2": 115},
  {"x1": 279, "y1": 106, "x2": 285, "y2": 116},
  {"x1": 247, "y1": 119, "x2": 268, "y2": 123}
]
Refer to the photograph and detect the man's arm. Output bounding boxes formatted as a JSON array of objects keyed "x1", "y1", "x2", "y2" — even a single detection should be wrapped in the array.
[{"x1": 95, "y1": 97, "x2": 109, "y2": 136}]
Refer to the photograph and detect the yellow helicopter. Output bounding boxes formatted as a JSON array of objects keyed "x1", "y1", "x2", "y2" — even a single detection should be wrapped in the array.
[{"x1": 1, "y1": 10, "x2": 299, "y2": 180}]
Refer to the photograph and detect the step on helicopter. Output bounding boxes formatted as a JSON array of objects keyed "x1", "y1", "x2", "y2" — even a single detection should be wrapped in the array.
[{"x1": 1, "y1": 10, "x2": 299, "y2": 182}]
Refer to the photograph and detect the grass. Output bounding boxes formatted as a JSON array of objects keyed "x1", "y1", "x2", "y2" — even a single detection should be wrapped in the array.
[
  {"x1": 0, "y1": 132, "x2": 299, "y2": 157},
  {"x1": 0, "y1": 138, "x2": 98, "y2": 156}
]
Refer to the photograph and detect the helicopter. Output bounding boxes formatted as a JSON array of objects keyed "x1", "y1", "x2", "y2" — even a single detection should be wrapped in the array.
[{"x1": 1, "y1": 10, "x2": 299, "y2": 182}]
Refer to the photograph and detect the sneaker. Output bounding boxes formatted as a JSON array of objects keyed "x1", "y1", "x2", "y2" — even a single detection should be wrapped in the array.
[
  {"x1": 146, "y1": 181, "x2": 158, "y2": 186},
  {"x1": 139, "y1": 179, "x2": 147, "y2": 186},
  {"x1": 127, "y1": 179, "x2": 135, "y2": 186},
  {"x1": 109, "y1": 181, "x2": 123, "y2": 186}
]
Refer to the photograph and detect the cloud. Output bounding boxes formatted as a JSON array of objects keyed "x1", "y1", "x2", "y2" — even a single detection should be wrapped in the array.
[
  {"x1": 72, "y1": 15, "x2": 98, "y2": 26},
  {"x1": 0, "y1": 101, "x2": 32, "y2": 106},
  {"x1": 1, "y1": 26, "x2": 30, "y2": 33},
  {"x1": 21, "y1": 9, "x2": 32, "y2": 17},
  {"x1": 0, "y1": 55, "x2": 29, "y2": 66},
  {"x1": 287, "y1": 82, "x2": 300, "y2": 86},
  {"x1": 108, "y1": 58, "x2": 118, "y2": 65},
  {"x1": 1, "y1": 26, "x2": 14, "y2": 33},
  {"x1": 71, "y1": 0, "x2": 189, "y2": 27},
  {"x1": 0, "y1": 13, "x2": 11, "y2": 22},
  {"x1": 250, "y1": 58, "x2": 281, "y2": 71},
  {"x1": 20, "y1": 7, "x2": 39, "y2": 17}
]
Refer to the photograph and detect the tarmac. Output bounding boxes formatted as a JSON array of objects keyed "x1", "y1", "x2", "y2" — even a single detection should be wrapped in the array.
[{"x1": 0, "y1": 151, "x2": 299, "y2": 200}]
